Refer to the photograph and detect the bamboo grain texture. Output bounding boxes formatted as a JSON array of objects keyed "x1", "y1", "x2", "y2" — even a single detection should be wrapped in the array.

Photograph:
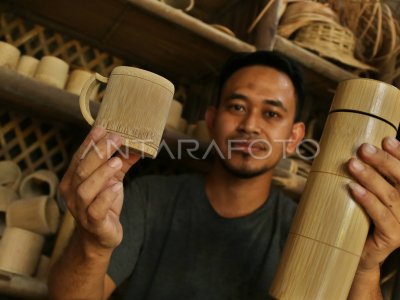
[{"x1": 270, "y1": 79, "x2": 400, "y2": 300}]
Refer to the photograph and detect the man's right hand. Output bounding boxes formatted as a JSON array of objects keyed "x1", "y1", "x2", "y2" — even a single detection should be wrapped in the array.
[{"x1": 59, "y1": 126, "x2": 140, "y2": 254}]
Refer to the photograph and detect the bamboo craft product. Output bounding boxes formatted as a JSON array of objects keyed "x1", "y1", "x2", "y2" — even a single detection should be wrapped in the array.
[
  {"x1": 16, "y1": 55, "x2": 39, "y2": 78},
  {"x1": 0, "y1": 41, "x2": 20, "y2": 70},
  {"x1": 278, "y1": 1, "x2": 339, "y2": 38},
  {"x1": 79, "y1": 66, "x2": 174, "y2": 158},
  {"x1": 19, "y1": 170, "x2": 59, "y2": 198},
  {"x1": 0, "y1": 161, "x2": 22, "y2": 191},
  {"x1": 160, "y1": 0, "x2": 194, "y2": 12},
  {"x1": 270, "y1": 79, "x2": 400, "y2": 300},
  {"x1": 50, "y1": 210, "x2": 75, "y2": 267},
  {"x1": 0, "y1": 227, "x2": 44, "y2": 276},
  {"x1": 6, "y1": 196, "x2": 60, "y2": 235},
  {"x1": 0, "y1": 187, "x2": 18, "y2": 212},
  {"x1": 34, "y1": 56, "x2": 69, "y2": 89},
  {"x1": 66, "y1": 69, "x2": 99, "y2": 100}
]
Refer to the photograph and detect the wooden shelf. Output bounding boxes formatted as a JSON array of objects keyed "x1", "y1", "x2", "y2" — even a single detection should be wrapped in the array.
[
  {"x1": 0, "y1": 67, "x2": 206, "y2": 152},
  {"x1": 0, "y1": 270, "x2": 47, "y2": 299},
  {"x1": 6, "y1": 0, "x2": 358, "y2": 84},
  {"x1": 6, "y1": 0, "x2": 254, "y2": 82}
]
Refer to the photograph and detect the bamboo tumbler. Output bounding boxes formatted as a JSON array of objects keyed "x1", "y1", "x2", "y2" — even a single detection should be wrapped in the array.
[
  {"x1": 79, "y1": 66, "x2": 174, "y2": 158},
  {"x1": 270, "y1": 79, "x2": 400, "y2": 300}
]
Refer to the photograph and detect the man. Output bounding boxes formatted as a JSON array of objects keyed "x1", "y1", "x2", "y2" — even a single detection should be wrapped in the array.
[{"x1": 49, "y1": 51, "x2": 400, "y2": 299}]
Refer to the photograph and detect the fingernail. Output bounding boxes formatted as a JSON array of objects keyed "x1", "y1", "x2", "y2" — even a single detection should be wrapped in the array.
[
  {"x1": 348, "y1": 182, "x2": 366, "y2": 196},
  {"x1": 386, "y1": 137, "x2": 399, "y2": 148},
  {"x1": 351, "y1": 159, "x2": 364, "y2": 171},
  {"x1": 363, "y1": 144, "x2": 377, "y2": 155},
  {"x1": 112, "y1": 182, "x2": 123, "y2": 192},
  {"x1": 108, "y1": 157, "x2": 121, "y2": 168}
]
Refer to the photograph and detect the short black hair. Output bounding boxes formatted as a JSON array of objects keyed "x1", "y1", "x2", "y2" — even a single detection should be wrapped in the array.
[{"x1": 217, "y1": 51, "x2": 304, "y2": 121}]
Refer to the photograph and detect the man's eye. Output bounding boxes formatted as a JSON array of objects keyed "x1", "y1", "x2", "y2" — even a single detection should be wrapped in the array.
[
  {"x1": 265, "y1": 111, "x2": 279, "y2": 118},
  {"x1": 229, "y1": 104, "x2": 245, "y2": 112}
]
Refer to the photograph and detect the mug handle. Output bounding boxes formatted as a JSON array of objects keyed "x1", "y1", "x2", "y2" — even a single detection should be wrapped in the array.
[{"x1": 79, "y1": 73, "x2": 108, "y2": 125}]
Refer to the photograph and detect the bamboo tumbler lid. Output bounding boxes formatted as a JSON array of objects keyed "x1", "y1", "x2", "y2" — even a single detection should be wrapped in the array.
[
  {"x1": 0, "y1": 227, "x2": 44, "y2": 276},
  {"x1": 270, "y1": 79, "x2": 400, "y2": 300}
]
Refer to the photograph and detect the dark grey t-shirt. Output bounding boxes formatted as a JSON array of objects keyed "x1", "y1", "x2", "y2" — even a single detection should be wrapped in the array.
[{"x1": 108, "y1": 173, "x2": 297, "y2": 300}]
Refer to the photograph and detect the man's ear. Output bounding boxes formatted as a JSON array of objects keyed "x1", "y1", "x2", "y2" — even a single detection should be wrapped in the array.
[
  {"x1": 286, "y1": 122, "x2": 305, "y2": 155},
  {"x1": 205, "y1": 106, "x2": 217, "y2": 133}
]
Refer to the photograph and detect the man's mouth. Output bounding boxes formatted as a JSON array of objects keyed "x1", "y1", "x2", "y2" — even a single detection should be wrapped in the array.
[{"x1": 229, "y1": 140, "x2": 268, "y2": 153}]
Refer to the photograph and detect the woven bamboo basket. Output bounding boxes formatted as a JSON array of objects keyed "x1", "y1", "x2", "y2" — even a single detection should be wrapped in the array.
[
  {"x1": 278, "y1": 1, "x2": 339, "y2": 38},
  {"x1": 294, "y1": 22, "x2": 376, "y2": 71}
]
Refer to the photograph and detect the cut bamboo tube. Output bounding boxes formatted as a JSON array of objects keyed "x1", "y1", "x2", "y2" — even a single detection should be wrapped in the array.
[
  {"x1": 16, "y1": 55, "x2": 39, "y2": 78},
  {"x1": 34, "y1": 56, "x2": 69, "y2": 89},
  {"x1": 0, "y1": 160, "x2": 22, "y2": 191},
  {"x1": 0, "y1": 227, "x2": 44, "y2": 276},
  {"x1": 270, "y1": 79, "x2": 400, "y2": 300},
  {"x1": 19, "y1": 170, "x2": 59, "y2": 199},
  {"x1": 79, "y1": 67, "x2": 174, "y2": 158},
  {"x1": 6, "y1": 196, "x2": 60, "y2": 235}
]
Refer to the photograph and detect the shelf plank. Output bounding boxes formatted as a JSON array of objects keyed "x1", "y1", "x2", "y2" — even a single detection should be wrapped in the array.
[
  {"x1": 7, "y1": 0, "x2": 255, "y2": 82},
  {"x1": 0, "y1": 67, "x2": 205, "y2": 153}
]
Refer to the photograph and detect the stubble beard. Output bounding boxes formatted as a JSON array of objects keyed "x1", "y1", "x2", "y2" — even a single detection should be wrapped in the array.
[{"x1": 218, "y1": 153, "x2": 271, "y2": 179}]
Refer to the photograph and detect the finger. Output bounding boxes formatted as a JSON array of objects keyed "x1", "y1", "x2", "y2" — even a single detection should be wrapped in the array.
[
  {"x1": 357, "y1": 142, "x2": 400, "y2": 186},
  {"x1": 86, "y1": 182, "x2": 123, "y2": 227},
  {"x1": 348, "y1": 158, "x2": 400, "y2": 223},
  {"x1": 113, "y1": 151, "x2": 141, "y2": 181},
  {"x1": 63, "y1": 126, "x2": 107, "y2": 182},
  {"x1": 76, "y1": 157, "x2": 123, "y2": 216},
  {"x1": 74, "y1": 132, "x2": 122, "y2": 186},
  {"x1": 382, "y1": 136, "x2": 400, "y2": 171},
  {"x1": 348, "y1": 182, "x2": 399, "y2": 234}
]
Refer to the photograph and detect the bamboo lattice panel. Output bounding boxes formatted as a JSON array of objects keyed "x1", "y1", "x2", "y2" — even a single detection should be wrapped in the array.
[
  {"x1": 0, "y1": 109, "x2": 71, "y2": 178},
  {"x1": 0, "y1": 13, "x2": 125, "y2": 76},
  {"x1": 0, "y1": 12, "x2": 128, "y2": 177}
]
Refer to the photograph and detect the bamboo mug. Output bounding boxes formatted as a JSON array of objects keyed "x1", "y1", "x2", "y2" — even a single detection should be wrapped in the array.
[
  {"x1": 270, "y1": 79, "x2": 400, "y2": 300},
  {"x1": 79, "y1": 66, "x2": 174, "y2": 158}
]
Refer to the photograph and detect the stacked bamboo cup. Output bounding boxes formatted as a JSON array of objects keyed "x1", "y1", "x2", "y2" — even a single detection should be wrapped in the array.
[{"x1": 0, "y1": 161, "x2": 60, "y2": 279}]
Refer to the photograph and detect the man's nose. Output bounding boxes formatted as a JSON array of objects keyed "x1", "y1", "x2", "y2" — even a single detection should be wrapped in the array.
[{"x1": 238, "y1": 110, "x2": 261, "y2": 134}]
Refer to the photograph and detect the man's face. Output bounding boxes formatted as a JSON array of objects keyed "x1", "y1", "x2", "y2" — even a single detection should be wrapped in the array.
[{"x1": 207, "y1": 65, "x2": 304, "y2": 178}]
